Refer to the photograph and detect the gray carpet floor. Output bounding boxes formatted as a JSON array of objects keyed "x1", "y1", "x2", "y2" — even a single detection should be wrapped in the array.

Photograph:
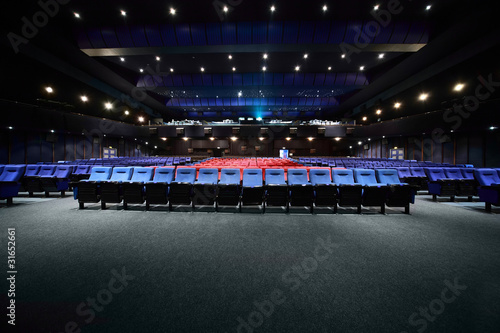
[{"x1": 0, "y1": 195, "x2": 499, "y2": 333}]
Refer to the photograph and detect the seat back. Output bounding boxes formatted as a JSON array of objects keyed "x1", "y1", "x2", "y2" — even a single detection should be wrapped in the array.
[
  {"x1": 425, "y1": 168, "x2": 446, "y2": 181},
  {"x1": 474, "y1": 169, "x2": 500, "y2": 186},
  {"x1": 243, "y1": 169, "x2": 263, "y2": 187},
  {"x1": 0, "y1": 165, "x2": 4, "y2": 175},
  {"x1": 410, "y1": 167, "x2": 426, "y2": 177},
  {"x1": 220, "y1": 169, "x2": 241, "y2": 184},
  {"x1": 109, "y1": 167, "x2": 133, "y2": 181},
  {"x1": 174, "y1": 168, "x2": 196, "y2": 183},
  {"x1": 332, "y1": 169, "x2": 355, "y2": 185},
  {"x1": 396, "y1": 167, "x2": 412, "y2": 178},
  {"x1": 460, "y1": 168, "x2": 475, "y2": 180},
  {"x1": 53, "y1": 165, "x2": 73, "y2": 178},
  {"x1": 87, "y1": 167, "x2": 112, "y2": 181},
  {"x1": 444, "y1": 168, "x2": 464, "y2": 180},
  {"x1": 152, "y1": 167, "x2": 175, "y2": 183},
  {"x1": 75, "y1": 165, "x2": 91, "y2": 175},
  {"x1": 25, "y1": 164, "x2": 41, "y2": 177},
  {"x1": 130, "y1": 167, "x2": 154, "y2": 182},
  {"x1": 265, "y1": 169, "x2": 286, "y2": 185},
  {"x1": 0, "y1": 165, "x2": 25, "y2": 182},
  {"x1": 376, "y1": 169, "x2": 401, "y2": 184},
  {"x1": 39, "y1": 165, "x2": 56, "y2": 177},
  {"x1": 287, "y1": 169, "x2": 310, "y2": 185},
  {"x1": 309, "y1": 169, "x2": 332, "y2": 185},
  {"x1": 353, "y1": 169, "x2": 378, "y2": 185},
  {"x1": 197, "y1": 168, "x2": 219, "y2": 184}
]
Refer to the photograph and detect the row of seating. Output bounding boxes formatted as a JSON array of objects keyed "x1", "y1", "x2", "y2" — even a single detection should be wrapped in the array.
[{"x1": 73, "y1": 167, "x2": 415, "y2": 214}]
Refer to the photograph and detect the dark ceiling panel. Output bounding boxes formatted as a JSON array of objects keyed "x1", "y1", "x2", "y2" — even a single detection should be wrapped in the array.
[
  {"x1": 223, "y1": 74, "x2": 232, "y2": 86},
  {"x1": 221, "y1": 22, "x2": 237, "y2": 44},
  {"x1": 328, "y1": 21, "x2": 347, "y2": 44},
  {"x1": 344, "y1": 20, "x2": 362, "y2": 43},
  {"x1": 159, "y1": 24, "x2": 177, "y2": 46},
  {"x1": 237, "y1": 22, "x2": 252, "y2": 44},
  {"x1": 233, "y1": 74, "x2": 243, "y2": 86},
  {"x1": 101, "y1": 28, "x2": 121, "y2": 48},
  {"x1": 253, "y1": 21, "x2": 268, "y2": 44},
  {"x1": 182, "y1": 75, "x2": 193, "y2": 86},
  {"x1": 268, "y1": 21, "x2": 284, "y2": 44},
  {"x1": 190, "y1": 23, "x2": 207, "y2": 45},
  {"x1": 284, "y1": 73, "x2": 294, "y2": 85},
  {"x1": 175, "y1": 24, "x2": 193, "y2": 46},
  {"x1": 390, "y1": 22, "x2": 411, "y2": 44},
  {"x1": 283, "y1": 21, "x2": 299, "y2": 44},
  {"x1": 314, "y1": 21, "x2": 331, "y2": 44},
  {"x1": 373, "y1": 23, "x2": 394, "y2": 44},
  {"x1": 298, "y1": 21, "x2": 315, "y2": 44},
  {"x1": 304, "y1": 73, "x2": 315, "y2": 85},
  {"x1": 192, "y1": 74, "x2": 203, "y2": 86},
  {"x1": 87, "y1": 28, "x2": 106, "y2": 48},
  {"x1": 130, "y1": 26, "x2": 149, "y2": 47},
  {"x1": 324, "y1": 73, "x2": 336, "y2": 85},
  {"x1": 206, "y1": 22, "x2": 222, "y2": 45},
  {"x1": 404, "y1": 22, "x2": 426, "y2": 44},
  {"x1": 77, "y1": 31, "x2": 93, "y2": 49},
  {"x1": 212, "y1": 74, "x2": 223, "y2": 86},
  {"x1": 202, "y1": 74, "x2": 212, "y2": 86},
  {"x1": 314, "y1": 74, "x2": 326, "y2": 86},
  {"x1": 144, "y1": 25, "x2": 163, "y2": 47}
]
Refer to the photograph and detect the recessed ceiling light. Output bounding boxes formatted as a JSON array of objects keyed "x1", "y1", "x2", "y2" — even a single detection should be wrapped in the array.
[
  {"x1": 262, "y1": 66, "x2": 267, "y2": 71},
  {"x1": 378, "y1": 53, "x2": 385, "y2": 59},
  {"x1": 454, "y1": 83, "x2": 464, "y2": 91},
  {"x1": 362, "y1": 116, "x2": 367, "y2": 121},
  {"x1": 359, "y1": 66, "x2": 365, "y2": 71},
  {"x1": 170, "y1": 68, "x2": 174, "y2": 72},
  {"x1": 139, "y1": 68, "x2": 144, "y2": 73},
  {"x1": 51, "y1": 130, "x2": 55, "y2": 133},
  {"x1": 169, "y1": 8, "x2": 176, "y2": 15},
  {"x1": 120, "y1": 10, "x2": 126, "y2": 16},
  {"x1": 368, "y1": 138, "x2": 371, "y2": 141},
  {"x1": 358, "y1": 141, "x2": 362, "y2": 145},
  {"x1": 231, "y1": 136, "x2": 238, "y2": 141},
  {"x1": 394, "y1": 102, "x2": 401, "y2": 108},
  {"x1": 154, "y1": 146, "x2": 158, "y2": 149},
  {"x1": 120, "y1": 57, "x2": 125, "y2": 62},
  {"x1": 104, "y1": 102, "x2": 112, "y2": 109},
  {"x1": 8, "y1": 126, "x2": 13, "y2": 130},
  {"x1": 238, "y1": 91, "x2": 242, "y2": 97},
  {"x1": 419, "y1": 93, "x2": 429, "y2": 101},
  {"x1": 228, "y1": 54, "x2": 232, "y2": 59},
  {"x1": 201, "y1": 67, "x2": 205, "y2": 72},
  {"x1": 376, "y1": 109, "x2": 382, "y2": 115},
  {"x1": 373, "y1": 4, "x2": 379, "y2": 10},
  {"x1": 232, "y1": 67, "x2": 236, "y2": 71},
  {"x1": 74, "y1": 12, "x2": 80, "y2": 18},
  {"x1": 286, "y1": 137, "x2": 291, "y2": 141},
  {"x1": 263, "y1": 53, "x2": 268, "y2": 59},
  {"x1": 490, "y1": 126, "x2": 498, "y2": 130},
  {"x1": 426, "y1": 5, "x2": 432, "y2": 10},
  {"x1": 138, "y1": 116, "x2": 145, "y2": 122},
  {"x1": 308, "y1": 137, "x2": 314, "y2": 141},
  {"x1": 270, "y1": 5, "x2": 276, "y2": 12},
  {"x1": 156, "y1": 56, "x2": 161, "y2": 61},
  {"x1": 328, "y1": 66, "x2": 332, "y2": 71},
  {"x1": 259, "y1": 137, "x2": 265, "y2": 141},
  {"x1": 341, "y1": 54, "x2": 346, "y2": 58},
  {"x1": 80, "y1": 96, "x2": 88, "y2": 102},
  {"x1": 209, "y1": 137, "x2": 215, "y2": 141},
  {"x1": 335, "y1": 137, "x2": 341, "y2": 141},
  {"x1": 223, "y1": 6, "x2": 228, "y2": 12},
  {"x1": 295, "y1": 66, "x2": 300, "y2": 71},
  {"x1": 322, "y1": 5, "x2": 328, "y2": 12},
  {"x1": 124, "y1": 110, "x2": 129, "y2": 115},
  {"x1": 349, "y1": 146, "x2": 352, "y2": 148},
  {"x1": 182, "y1": 137, "x2": 189, "y2": 141},
  {"x1": 45, "y1": 86, "x2": 53, "y2": 93},
  {"x1": 304, "y1": 53, "x2": 308, "y2": 59}
]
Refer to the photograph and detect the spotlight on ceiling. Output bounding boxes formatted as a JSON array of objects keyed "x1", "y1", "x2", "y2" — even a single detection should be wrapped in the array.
[
  {"x1": 328, "y1": 66, "x2": 332, "y2": 71},
  {"x1": 170, "y1": 68, "x2": 174, "y2": 72},
  {"x1": 490, "y1": 126, "x2": 498, "y2": 130},
  {"x1": 230, "y1": 136, "x2": 238, "y2": 141},
  {"x1": 394, "y1": 102, "x2": 401, "y2": 108},
  {"x1": 270, "y1": 5, "x2": 276, "y2": 12},
  {"x1": 454, "y1": 83, "x2": 465, "y2": 91},
  {"x1": 169, "y1": 7, "x2": 176, "y2": 15},
  {"x1": 359, "y1": 66, "x2": 365, "y2": 71},
  {"x1": 335, "y1": 137, "x2": 341, "y2": 141},
  {"x1": 139, "y1": 68, "x2": 144, "y2": 73},
  {"x1": 378, "y1": 53, "x2": 385, "y2": 59},
  {"x1": 124, "y1": 110, "x2": 129, "y2": 115},
  {"x1": 303, "y1": 53, "x2": 308, "y2": 59},
  {"x1": 104, "y1": 102, "x2": 112, "y2": 110},
  {"x1": 73, "y1": 12, "x2": 80, "y2": 18},
  {"x1": 80, "y1": 96, "x2": 88, "y2": 102},
  {"x1": 120, "y1": 10, "x2": 126, "y2": 16},
  {"x1": 263, "y1": 53, "x2": 268, "y2": 59},
  {"x1": 358, "y1": 141, "x2": 363, "y2": 145},
  {"x1": 183, "y1": 137, "x2": 189, "y2": 141},
  {"x1": 419, "y1": 93, "x2": 429, "y2": 101},
  {"x1": 45, "y1": 86, "x2": 53, "y2": 93},
  {"x1": 425, "y1": 5, "x2": 432, "y2": 10},
  {"x1": 223, "y1": 6, "x2": 228, "y2": 12},
  {"x1": 362, "y1": 116, "x2": 367, "y2": 121},
  {"x1": 156, "y1": 56, "x2": 161, "y2": 61},
  {"x1": 120, "y1": 57, "x2": 125, "y2": 62},
  {"x1": 341, "y1": 54, "x2": 346, "y2": 58},
  {"x1": 232, "y1": 67, "x2": 236, "y2": 71},
  {"x1": 201, "y1": 67, "x2": 205, "y2": 72},
  {"x1": 375, "y1": 109, "x2": 382, "y2": 115},
  {"x1": 238, "y1": 91, "x2": 242, "y2": 97},
  {"x1": 295, "y1": 66, "x2": 300, "y2": 71},
  {"x1": 262, "y1": 66, "x2": 267, "y2": 71},
  {"x1": 209, "y1": 137, "x2": 215, "y2": 141},
  {"x1": 286, "y1": 137, "x2": 291, "y2": 141},
  {"x1": 228, "y1": 54, "x2": 232, "y2": 59},
  {"x1": 138, "y1": 116, "x2": 145, "y2": 122},
  {"x1": 322, "y1": 5, "x2": 328, "y2": 11},
  {"x1": 307, "y1": 137, "x2": 314, "y2": 141},
  {"x1": 373, "y1": 4, "x2": 379, "y2": 10}
]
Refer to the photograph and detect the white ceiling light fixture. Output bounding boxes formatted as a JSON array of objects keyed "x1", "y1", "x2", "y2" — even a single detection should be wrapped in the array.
[
  {"x1": 120, "y1": 10, "x2": 126, "y2": 16},
  {"x1": 270, "y1": 5, "x2": 276, "y2": 12},
  {"x1": 378, "y1": 53, "x2": 385, "y2": 59},
  {"x1": 80, "y1": 96, "x2": 88, "y2": 102},
  {"x1": 169, "y1": 8, "x2": 176, "y2": 15},
  {"x1": 322, "y1": 5, "x2": 328, "y2": 12},
  {"x1": 262, "y1": 66, "x2": 267, "y2": 71},
  {"x1": 74, "y1": 12, "x2": 80, "y2": 18}
]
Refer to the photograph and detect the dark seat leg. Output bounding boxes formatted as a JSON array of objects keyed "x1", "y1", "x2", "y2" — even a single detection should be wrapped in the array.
[
  {"x1": 486, "y1": 203, "x2": 492, "y2": 213},
  {"x1": 405, "y1": 204, "x2": 410, "y2": 214},
  {"x1": 432, "y1": 194, "x2": 437, "y2": 202},
  {"x1": 146, "y1": 202, "x2": 150, "y2": 211},
  {"x1": 79, "y1": 202, "x2": 84, "y2": 209},
  {"x1": 101, "y1": 202, "x2": 106, "y2": 210},
  {"x1": 123, "y1": 202, "x2": 128, "y2": 210},
  {"x1": 381, "y1": 204, "x2": 385, "y2": 214},
  {"x1": 357, "y1": 205, "x2": 362, "y2": 214},
  {"x1": 7, "y1": 198, "x2": 13, "y2": 206}
]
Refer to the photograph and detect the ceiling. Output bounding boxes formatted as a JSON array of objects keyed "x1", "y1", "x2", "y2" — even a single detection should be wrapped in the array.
[{"x1": 1, "y1": 0, "x2": 498, "y2": 126}]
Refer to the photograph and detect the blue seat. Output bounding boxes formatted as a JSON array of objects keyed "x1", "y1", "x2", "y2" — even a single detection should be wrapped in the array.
[
  {"x1": 310, "y1": 169, "x2": 337, "y2": 209},
  {"x1": 122, "y1": 167, "x2": 154, "y2": 209},
  {"x1": 25, "y1": 165, "x2": 57, "y2": 195},
  {"x1": 332, "y1": 169, "x2": 362, "y2": 213},
  {"x1": 100, "y1": 167, "x2": 134, "y2": 209},
  {"x1": 353, "y1": 169, "x2": 388, "y2": 213},
  {"x1": 217, "y1": 168, "x2": 241, "y2": 208},
  {"x1": 39, "y1": 165, "x2": 73, "y2": 196},
  {"x1": 145, "y1": 167, "x2": 175, "y2": 209},
  {"x1": 0, "y1": 165, "x2": 4, "y2": 175},
  {"x1": 0, "y1": 165, "x2": 26, "y2": 205},
  {"x1": 70, "y1": 165, "x2": 92, "y2": 182},
  {"x1": 376, "y1": 169, "x2": 414, "y2": 214},
  {"x1": 241, "y1": 169, "x2": 265, "y2": 211},
  {"x1": 169, "y1": 168, "x2": 196, "y2": 210},
  {"x1": 75, "y1": 167, "x2": 113, "y2": 209},
  {"x1": 193, "y1": 168, "x2": 219, "y2": 208},
  {"x1": 265, "y1": 169, "x2": 288, "y2": 209},
  {"x1": 410, "y1": 167, "x2": 429, "y2": 190},
  {"x1": 444, "y1": 168, "x2": 476, "y2": 198},
  {"x1": 287, "y1": 169, "x2": 314, "y2": 212},
  {"x1": 460, "y1": 168, "x2": 475, "y2": 180},
  {"x1": 425, "y1": 168, "x2": 458, "y2": 201},
  {"x1": 474, "y1": 169, "x2": 500, "y2": 212}
]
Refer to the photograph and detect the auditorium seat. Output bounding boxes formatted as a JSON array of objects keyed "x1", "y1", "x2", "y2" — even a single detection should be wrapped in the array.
[
  {"x1": 332, "y1": 169, "x2": 362, "y2": 213},
  {"x1": 425, "y1": 168, "x2": 458, "y2": 201},
  {"x1": 376, "y1": 169, "x2": 414, "y2": 214},
  {"x1": 241, "y1": 169, "x2": 265, "y2": 212},
  {"x1": 444, "y1": 168, "x2": 476, "y2": 199},
  {"x1": 287, "y1": 168, "x2": 314, "y2": 213},
  {"x1": 396, "y1": 167, "x2": 423, "y2": 190},
  {"x1": 217, "y1": 168, "x2": 241, "y2": 209},
  {"x1": 145, "y1": 167, "x2": 175, "y2": 210},
  {"x1": 264, "y1": 169, "x2": 288, "y2": 210},
  {"x1": 100, "y1": 167, "x2": 134, "y2": 209},
  {"x1": 70, "y1": 165, "x2": 92, "y2": 182},
  {"x1": 39, "y1": 165, "x2": 72, "y2": 197},
  {"x1": 354, "y1": 169, "x2": 388, "y2": 213},
  {"x1": 122, "y1": 167, "x2": 154, "y2": 209},
  {"x1": 193, "y1": 168, "x2": 218, "y2": 209},
  {"x1": 25, "y1": 165, "x2": 56, "y2": 196},
  {"x1": 474, "y1": 169, "x2": 500, "y2": 212},
  {"x1": 75, "y1": 167, "x2": 113, "y2": 209},
  {"x1": 0, "y1": 165, "x2": 4, "y2": 175},
  {"x1": 409, "y1": 167, "x2": 429, "y2": 191},
  {"x1": 310, "y1": 168, "x2": 337, "y2": 211},
  {"x1": 169, "y1": 168, "x2": 196, "y2": 211},
  {"x1": 0, "y1": 165, "x2": 26, "y2": 205}
]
